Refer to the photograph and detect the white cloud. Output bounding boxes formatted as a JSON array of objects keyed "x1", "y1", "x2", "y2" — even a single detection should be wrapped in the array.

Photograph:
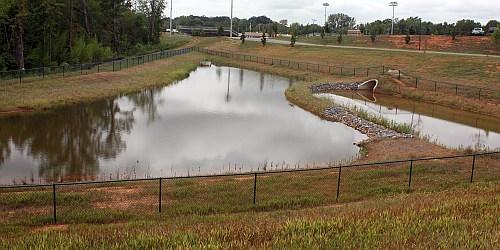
[{"x1": 168, "y1": 0, "x2": 500, "y2": 25}]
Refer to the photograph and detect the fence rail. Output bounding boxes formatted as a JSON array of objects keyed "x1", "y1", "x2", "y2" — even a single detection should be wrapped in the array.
[
  {"x1": 195, "y1": 47, "x2": 500, "y2": 102},
  {"x1": 0, "y1": 47, "x2": 195, "y2": 84},
  {"x1": 1, "y1": 151, "x2": 498, "y2": 224}
]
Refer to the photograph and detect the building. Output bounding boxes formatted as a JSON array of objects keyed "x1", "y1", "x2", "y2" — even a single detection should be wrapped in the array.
[
  {"x1": 244, "y1": 32, "x2": 269, "y2": 38},
  {"x1": 177, "y1": 26, "x2": 238, "y2": 37},
  {"x1": 347, "y1": 30, "x2": 363, "y2": 36}
]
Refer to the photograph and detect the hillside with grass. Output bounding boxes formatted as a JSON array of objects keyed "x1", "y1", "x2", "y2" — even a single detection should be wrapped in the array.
[{"x1": 1, "y1": 36, "x2": 500, "y2": 249}]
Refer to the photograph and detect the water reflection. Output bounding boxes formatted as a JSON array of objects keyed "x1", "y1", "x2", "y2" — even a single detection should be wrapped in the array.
[
  {"x1": 0, "y1": 66, "x2": 367, "y2": 184},
  {"x1": 317, "y1": 92, "x2": 500, "y2": 149},
  {"x1": 0, "y1": 100, "x2": 134, "y2": 183}
]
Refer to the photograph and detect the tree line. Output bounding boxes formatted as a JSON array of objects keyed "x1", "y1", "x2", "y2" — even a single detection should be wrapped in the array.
[
  {"x1": 172, "y1": 14, "x2": 499, "y2": 38},
  {"x1": 1, "y1": 0, "x2": 167, "y2": 71},
  {"x1": 2, "y1": 2, "x2": 499, "y2": 71}
]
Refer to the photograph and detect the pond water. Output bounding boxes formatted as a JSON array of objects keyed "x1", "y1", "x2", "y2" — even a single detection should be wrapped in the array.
[
  {"x1": 0, "y1": 66, "x2": 368, "y2": 184},
  {"x1": 316, "y1": 91, "x2": 500, "y2": 150}
]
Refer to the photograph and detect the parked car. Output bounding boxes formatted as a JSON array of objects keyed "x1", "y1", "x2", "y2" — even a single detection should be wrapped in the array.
[
  {"x1": 471, "y1": 28, "x2": 485, "y2": 36},
  {"x1": 488, "y1": 27, "x2": 498, "y2": 35}
]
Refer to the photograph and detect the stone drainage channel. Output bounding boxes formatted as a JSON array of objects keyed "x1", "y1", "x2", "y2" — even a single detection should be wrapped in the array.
[{"x1": 309, "y1": 82, "x2": 414, "y2": 140}]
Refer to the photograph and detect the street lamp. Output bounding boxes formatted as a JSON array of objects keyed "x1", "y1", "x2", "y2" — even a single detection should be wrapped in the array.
[
  {"x1": 311, "y1": 19, "x2": 317, "y2": 36},
  {"x1": 230, "y1": 0, "x2": 233, "y2": 37},
  {"x1": 419, "y1": 18, "x2": 422, "y2": 50},
  {"x1": 389, "y1": 2, "x2": 398, "y2": 35},
  {"x1": 322, "y1": 3, "x2": 329, "y2": 24},
  {"x1": 169, "y1": 0, "x2": 173, "y2": 36}
]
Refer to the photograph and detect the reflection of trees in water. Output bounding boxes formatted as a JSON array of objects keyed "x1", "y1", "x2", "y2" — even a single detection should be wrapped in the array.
[
  {"x1": 127, "y1": 89, "x2": 165, "y2": 126},
  {"x1": 0, "y1": 100, "x2": 134, "y2": 183},
  {"x1": 0, "y1": 130, "x2": 12, "y2": 165}
]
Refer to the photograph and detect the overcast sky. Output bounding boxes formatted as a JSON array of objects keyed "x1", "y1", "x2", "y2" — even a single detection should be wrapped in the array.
[{"x1": 167, "y1": 0, "x2": 499, "y2": 26}]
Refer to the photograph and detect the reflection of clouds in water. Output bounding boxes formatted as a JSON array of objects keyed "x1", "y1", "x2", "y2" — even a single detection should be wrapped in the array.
[
  {"x1": 0, "y1": 66, "x2": 366, "y2": 183},
  {"x1": 111, "y1": 67, "x2": 366, "y2": 177},
  {"x1": 317, "y1": 93, "x2": 500, "y2": 149}
]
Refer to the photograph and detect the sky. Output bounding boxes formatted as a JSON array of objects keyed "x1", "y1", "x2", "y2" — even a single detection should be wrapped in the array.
[{"x1": 166, "y1": 0, "x2": 499, "y2": 26}]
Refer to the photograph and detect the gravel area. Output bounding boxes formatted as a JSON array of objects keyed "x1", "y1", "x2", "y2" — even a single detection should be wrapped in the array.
[{"x1": 310, "y1": 83, "x2": 413, "y2": 139}]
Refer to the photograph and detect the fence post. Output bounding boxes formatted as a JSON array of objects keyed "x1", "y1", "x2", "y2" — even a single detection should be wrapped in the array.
[
  {"x1": 478, "y1": 88, "x2": 482, "y2": 100},
  {"x1": 53, "y1": 184, "x2": 57, "y2": 224},
  {"x1": 382, "y1": 65, "x2": 385, "y2": 75},
  {"x1": 415, "y1": 78, "x2": 418, "y2": 88},
  {"x1": 113, "y1": 61, "x2": 115, "y2": 72},
  {"x1": 456, "y1": 85, "x2": 458, "y2": 95},
  {"x1": 470, "y1": 154, "x2": 476, "y2": 183},
  {"x1": 354, "y1": 68, "x2": 356, "y2": 76},
  {"x1": 80, "y1": 64, "x2": 83, "y2": 75},
  {"x1": 408, "y1": 159, "x2": 413, "y2": 188},
  {"x1": 253, "y1": 173, "x2": 258, "y2": 204},
  {"x1": 398, "y1": 70, "x2": 401, "y2": 79},
  {"x1": 19, "y1": 69, "x2": 22, "y2": 83},
  {"x1": 367, "y1": 68, "x2": 369, "y2": 76},
  {"x1": 434, "y1": 81, "x2": 437, "y2": 91},
  {"x1": 158, "y1": 178, "x2": 162, "y2": 213},
  {"x1": 336, "y1": 166, "x2": 342, "y2": 202}
]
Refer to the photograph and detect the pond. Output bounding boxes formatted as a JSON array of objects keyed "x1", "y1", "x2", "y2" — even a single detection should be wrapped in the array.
[
  {"x1": 316, "y1": 91, "x2": 500, "y2": 150},
  {"x1": 0, "y1": 66, "x2": 367, "y2": 184}
]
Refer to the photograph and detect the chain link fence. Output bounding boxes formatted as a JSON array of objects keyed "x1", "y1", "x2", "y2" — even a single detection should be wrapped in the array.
[
  {"x1": 195, "y1": 47, "x2": 386, "y2": 78},
  {"x1": 386, "y1": 69, "x2": 500, "y2": 102},
  {"x1": 1, "y1": 152, "x2": 498, "y2": 225},
  {"x1": 195, "y1": 47, "x2": 500, "y2": 102},
  {"x1": 0, "y1": 47, "x2": 195, "y2": 84}
]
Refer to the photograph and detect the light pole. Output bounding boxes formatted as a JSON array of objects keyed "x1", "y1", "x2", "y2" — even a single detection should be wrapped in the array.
[
  {"x1": 419, "y1": 18, "x2": 422, "y2": 50},
  {"x1": 169, "y1": 0, "x2": 173, "y2": 36},
  {"x1": 230, "y1": 0, "x2": 233, "y2": 37},
  {"x1": 322, "y1": 3, "x2": 329, "y2": 25},
  {"x1": 311, "y1": 19, "x2": 317, "y2": 36},
  {"x1": 389, "y1": 2, "x2": 398, "y2": 35}
]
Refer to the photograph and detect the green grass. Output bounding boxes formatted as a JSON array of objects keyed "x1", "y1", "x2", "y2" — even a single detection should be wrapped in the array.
[
  {"x1": 1, "y1": 180, "x2": 499, "y2": 249},
  {"x1": 1, "y1": 36, "x2": 500, "y2": 248}
]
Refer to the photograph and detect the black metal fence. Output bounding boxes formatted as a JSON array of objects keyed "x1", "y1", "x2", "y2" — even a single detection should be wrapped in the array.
[
  {"x1": 1, "y1": 151, "x2": 498, "y2": 225},
  {"x1": 195, "y1": 47, "x2": 386, "y2": 78},
  {"x1": 195, "y1": 47, "x2": 500, "y2": 102},
  {"x1": 387, "y1": 69, "x2": 500, "y2": 101},
  {"x1": 0, "y1": 47, "x2": 195, "y2": 84}
]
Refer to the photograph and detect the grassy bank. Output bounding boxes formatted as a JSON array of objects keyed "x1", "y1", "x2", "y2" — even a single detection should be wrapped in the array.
[
  {"x1": 1, "y1": 37, "x2": 500, "y2": 248},
  {"x1": 0, "y1": 53, "x2": 205, "y2": 116},
  {"x1": 276, "y1": 34, "x2": 500, "y2": 55},
  {"x1": 1, "y1": 179, "x2": 499, "y2": 249},
  {"x1": 198, "y1": 38, "x2": 500, "y2": 117}
]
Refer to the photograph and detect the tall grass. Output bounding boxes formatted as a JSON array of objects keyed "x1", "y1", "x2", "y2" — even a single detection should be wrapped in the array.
[{"x1": 1, "y1": 181, "x2": 499, "y2": 249}]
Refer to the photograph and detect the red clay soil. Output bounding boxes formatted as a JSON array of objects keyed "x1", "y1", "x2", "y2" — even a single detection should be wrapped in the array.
[{"x1": 356, "y1": 35, "x2": 499, "y2": 54}]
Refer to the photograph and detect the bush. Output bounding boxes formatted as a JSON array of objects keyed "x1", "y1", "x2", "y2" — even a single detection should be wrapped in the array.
[{"x1": 491, "y1": 28, "x2": 500, "y2": 44}]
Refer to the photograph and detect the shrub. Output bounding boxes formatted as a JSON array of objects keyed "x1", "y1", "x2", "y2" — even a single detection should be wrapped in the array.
[{"x1": 491, "y1": 28, "x2": 500, "y2": 44}]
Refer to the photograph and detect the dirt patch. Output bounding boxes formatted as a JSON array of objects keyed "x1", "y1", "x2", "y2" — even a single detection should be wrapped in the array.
[
  {"x1": 377, "y1": 35, "x2": 498, "y2": 54},
  {"x1": 354, "y1": 137, "x2": 455, "y2": 164},
  {"x1": 37, "y1": 224, "x2": 69, "y2": 231}
]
